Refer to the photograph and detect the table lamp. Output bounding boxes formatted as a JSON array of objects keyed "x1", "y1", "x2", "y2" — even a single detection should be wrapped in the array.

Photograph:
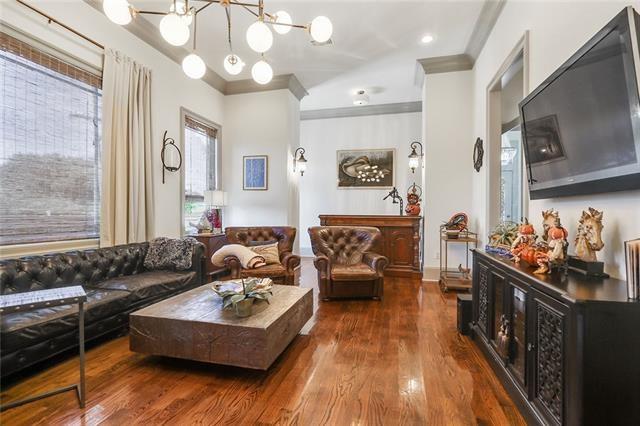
[{"x1": 204, "y1": 190, "x2": 227, "y2": 234}]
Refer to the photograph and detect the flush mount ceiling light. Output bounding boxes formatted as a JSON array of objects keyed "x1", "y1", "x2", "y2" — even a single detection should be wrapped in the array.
[
  {"x1": 353, "y1": 90, "x2": 369, "y2": 106},
  {"x1": 421, "y1": 34, "x2": 434, "y2": 44},
  {"x1": 103, "y1": 0, "x2": 333, "y2": 84}
]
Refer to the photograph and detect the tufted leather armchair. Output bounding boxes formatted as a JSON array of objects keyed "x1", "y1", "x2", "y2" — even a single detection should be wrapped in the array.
[
  {"x1": 0, "y1": 241, "x2": 205, "y2": 378},
  {"x1": 308, "y1": 226, "x2": 388, "y2": 301},
  {"x1": 224, "y1": 227, "x2": 301, "y2": 286}
]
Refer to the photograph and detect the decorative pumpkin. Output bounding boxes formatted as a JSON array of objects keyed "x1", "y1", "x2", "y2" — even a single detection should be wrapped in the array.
[
  {"x1": 548, "y1": 225, "x2": 568, "y2": 240},
  {"x1": 519, "y1": 219, "x2": 535, "y2": 235}
]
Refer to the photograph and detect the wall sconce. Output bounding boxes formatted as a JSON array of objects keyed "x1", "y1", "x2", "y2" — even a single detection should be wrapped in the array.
[
  {"x1": 161, "y1": 130, "x2": 182, "y2": 184},
  {"x1": 293, "y1": 147, "x2": 308, "y2": 176},
  {"x1": 408, "y1": 141, "x2": 423, "y2": 173}
]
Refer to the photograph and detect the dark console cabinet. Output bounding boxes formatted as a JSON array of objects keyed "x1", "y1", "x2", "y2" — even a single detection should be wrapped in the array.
[{"x1": 471, "y1": 249, "x2": 640, "y2": 426}]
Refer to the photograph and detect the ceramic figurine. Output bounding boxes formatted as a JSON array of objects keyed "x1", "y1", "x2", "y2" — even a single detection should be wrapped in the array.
[
  {"x1": 405, "y1": 183, "x2": 422, "y2": 216},
  {"x1": 510, "y1": 218, "x2": 538, "y2": 263},
  {"x1": 541, "y1": 209, "x2": 560, "y2": 242},
  {"x1": 574, "y1": 207, "x2": 604, "y2": 262},
  {"x1": 545, "y1": 218, "x2": 569, "y2": 269}
]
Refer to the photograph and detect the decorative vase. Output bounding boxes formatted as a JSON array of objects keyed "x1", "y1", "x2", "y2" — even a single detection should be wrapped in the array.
[{"x1": 234, "y1": 298, "x2": 254, "y2": 317}]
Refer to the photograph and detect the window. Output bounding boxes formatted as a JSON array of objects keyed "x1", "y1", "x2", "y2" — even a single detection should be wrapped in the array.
[
  {"x1": 0, "y1": 32, "x2": 102, "y2": 246},
  {"x1": 183, "y1": 114, "x2": 218, "y2": 235}
]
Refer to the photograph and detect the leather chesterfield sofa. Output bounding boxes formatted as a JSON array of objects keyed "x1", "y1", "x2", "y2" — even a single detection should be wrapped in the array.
[
  {"x1": 0, "y1": 241, "x2": 205, "y2": 378},
  {"x1": 308, "y1": 226, "x2": 388, "y2": 300},
  {"x1": 224, "y1": 227, "x2": 301, "y2": 286}
]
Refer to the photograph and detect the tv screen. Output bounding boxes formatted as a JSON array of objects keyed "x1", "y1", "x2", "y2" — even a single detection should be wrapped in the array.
[{"x1": 520, "y1": 7, "x2": 640, "y2": 199}]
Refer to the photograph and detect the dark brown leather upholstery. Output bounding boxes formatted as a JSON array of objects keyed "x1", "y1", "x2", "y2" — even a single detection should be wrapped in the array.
[
  {"x1": 308, "y1": 226, "x2": 388, "y2": 300},
  {"x1": 0, "y1": 241, "x2": 205, "y2": 378},
  {"x1": 223, "y1": 227, "x2": 300, "y2": 285}
]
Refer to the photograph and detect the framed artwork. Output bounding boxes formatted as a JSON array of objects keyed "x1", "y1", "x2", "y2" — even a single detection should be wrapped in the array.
[
  {"x1": 337, "y1": 148, "x2": 395, "y2": 189},
  {"x1": 243, "y1": 155, "x2": 268, "y2": 190}
]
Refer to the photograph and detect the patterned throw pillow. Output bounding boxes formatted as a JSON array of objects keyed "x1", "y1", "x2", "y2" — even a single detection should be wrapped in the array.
[
  {"x1": 249, "y1": 242, "x2": 281, "y2": 265},
  {"x1": 144, "y1": 237, "x2": 197, "y2": 271}
]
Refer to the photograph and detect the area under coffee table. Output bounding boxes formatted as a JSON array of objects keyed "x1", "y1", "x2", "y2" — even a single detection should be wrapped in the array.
[{"x1": 129, "y1": 284, "x2": 313, "y2": 370}]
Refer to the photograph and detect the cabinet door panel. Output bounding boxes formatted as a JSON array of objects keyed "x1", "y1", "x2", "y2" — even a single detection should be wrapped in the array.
[
  {"x1": 489, "y1": 270, "x2": 507, "y2": 356},
  {"x1": 531, "y1": 291, "x2": 567, "y2": 426},
  {"x1": 475, "y1": 261, "x2": 490, "y2": 336},
  {"x1": 506, "y1": 279, "x2": 528, "y2": 391},
  {"x1": 384, "y1": 227, "x2": 413, "y2": 267}
]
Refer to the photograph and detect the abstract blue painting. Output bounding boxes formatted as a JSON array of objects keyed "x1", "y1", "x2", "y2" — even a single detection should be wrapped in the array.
[{"x1": 243, "y1": 155, "x2": 268, "y2": 190}]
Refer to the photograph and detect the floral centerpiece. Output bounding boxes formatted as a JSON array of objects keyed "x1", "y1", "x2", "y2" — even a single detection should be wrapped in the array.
[{"x1": 212, "y1": 277, "x2": 273, "y2": 317}]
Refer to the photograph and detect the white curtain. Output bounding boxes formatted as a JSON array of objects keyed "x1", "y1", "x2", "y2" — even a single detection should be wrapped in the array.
[{"x1": 100, "y1": 49, "x2": 154, "y2": 246}]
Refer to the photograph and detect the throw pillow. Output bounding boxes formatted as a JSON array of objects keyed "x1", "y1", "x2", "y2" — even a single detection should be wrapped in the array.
[
  {"x1": 144, "y1": 237, "x2": 197, "y2": 271},
  {"x1": 249, "y1": 242, "x2": 281, "y2": 265},
  {"x1": 211, "y1": 244, "x2": 266, "y2": 269}
]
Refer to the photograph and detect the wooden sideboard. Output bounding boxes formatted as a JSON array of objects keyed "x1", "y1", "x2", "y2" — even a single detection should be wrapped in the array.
[
  {"x1": 319, "y1": 215, "x2": 423, "y2": 279},
  {"x1": 471, "y1": 249, "x2": 640, "y2": 425},
  {"x1": 192, "y1": 233, "x2": 228, "y2": 282}
]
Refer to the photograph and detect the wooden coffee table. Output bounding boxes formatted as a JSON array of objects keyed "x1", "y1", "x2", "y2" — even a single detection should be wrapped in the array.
[{"x1": 129, "y1": 284, "x2": 313, "y2": 370}]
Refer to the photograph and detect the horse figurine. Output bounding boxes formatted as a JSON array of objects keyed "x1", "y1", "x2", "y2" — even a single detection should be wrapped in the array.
[{"x1": 574, "y1": 207, "x2": 604, "y2": 262}]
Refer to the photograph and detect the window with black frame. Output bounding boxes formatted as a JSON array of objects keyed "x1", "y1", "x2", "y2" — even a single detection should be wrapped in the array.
[{"x1": 0, "y1": 31, "x2": 102, "y2": 246}]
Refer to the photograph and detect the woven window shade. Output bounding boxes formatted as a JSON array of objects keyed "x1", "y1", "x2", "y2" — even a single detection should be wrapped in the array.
[{"x1": 0, "y1": 31, "x2": 102, "y2": 245}]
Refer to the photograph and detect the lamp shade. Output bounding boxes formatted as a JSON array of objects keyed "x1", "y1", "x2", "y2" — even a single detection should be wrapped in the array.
[{"x1": 204, "y1": 190, "x2": 227, "y2": 207}]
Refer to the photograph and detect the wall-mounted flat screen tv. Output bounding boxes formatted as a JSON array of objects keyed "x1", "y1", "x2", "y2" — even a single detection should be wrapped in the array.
[{"x1": 519, "y1": 6, "x2": 640, "y2": 199}]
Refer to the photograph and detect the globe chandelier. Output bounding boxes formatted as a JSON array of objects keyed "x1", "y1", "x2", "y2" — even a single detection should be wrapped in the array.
[{"x1": 102, "y1": 0, "x2": 333, "y2": 85}]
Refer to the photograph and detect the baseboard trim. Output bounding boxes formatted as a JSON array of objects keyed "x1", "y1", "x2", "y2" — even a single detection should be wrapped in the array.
[{"x1": 423, "y1": 266, "x2": 440, "y2": 282}]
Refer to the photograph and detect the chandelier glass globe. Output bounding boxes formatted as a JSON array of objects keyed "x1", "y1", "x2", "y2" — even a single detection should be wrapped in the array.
[
  {"x1": 170, "y1": 0, "x2": 193, "y2": 26},
  {"x1": 223, "y1": 54, "x2": 245, "y2": 76},
  {"x1": 182, "y1": 53, "x2": 206, "y2": 79},
  {"x1": 273, "y1": 11, "x2": 292, "y2": 35},
  {"x1": 103, "y1": 0, "x2": 132, "y2": 25},
  {"x1": 310, "y1": 16, "x2": 333, "y2": 43},
  {"x1": 246, "y1": 20, "x2": 273, "y2": 53},
  {"x1": 251, "y1": 60, "x2": 273, "y2": 85},
  {"x1": 160, "y1": 13, "x2": 190, "y2": 46}
]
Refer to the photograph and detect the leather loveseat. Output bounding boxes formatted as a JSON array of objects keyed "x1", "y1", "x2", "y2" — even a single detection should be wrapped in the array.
[
  {"x1": 308, "y1": 226, "x2": 388, "y2": 300},
  {"x1": 0, "y1": 241, "x2": 205, "y2": 378}
]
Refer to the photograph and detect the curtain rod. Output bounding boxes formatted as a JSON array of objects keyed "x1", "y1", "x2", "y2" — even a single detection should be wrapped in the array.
[{"x1": 16, "y1": 0, "x2": 104, "y2": 50}]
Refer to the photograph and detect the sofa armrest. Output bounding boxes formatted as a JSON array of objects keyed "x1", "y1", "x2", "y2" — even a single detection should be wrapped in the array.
[
  {"x1": 280, "y1": 251, "x2": 301, "y2": 273},
  {"x1": 224, "y1": 255, "x2": 242, "y2": 279},
  {"x1": 313, "y1": 255, "x2": 331, "y2": 279},
  {"x1": 191, "y1": 242, "x2": 206, "y2": 284},
  {"x1": 363, "y1": 252, "x2": 388, "y2": 277}
]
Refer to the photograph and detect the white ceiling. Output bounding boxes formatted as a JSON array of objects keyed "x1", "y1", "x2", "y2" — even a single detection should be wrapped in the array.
[{"x1": 132, "y1": 0, "x2": 485, "y2": 109}]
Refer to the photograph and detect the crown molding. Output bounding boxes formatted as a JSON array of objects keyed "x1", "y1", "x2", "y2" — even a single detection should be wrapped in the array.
[
  {"x1": 417, "y1": 54, "x2": 474, "y2": 75},
  {"x1": 300, "y1": 101, "x2": 421, "y2": 121},
  {"x1": 225, "y1": 74, "x2": 308, "y2": 100},
  {"x1": 465, "y1": 0, "x2": 507, "y2": 61},
  {"x1": 83, "y1": 0, "x2": 307, "y2": 99},
  {"x1": 415, "y1": 0, "x2": 506, "y2": 82}
]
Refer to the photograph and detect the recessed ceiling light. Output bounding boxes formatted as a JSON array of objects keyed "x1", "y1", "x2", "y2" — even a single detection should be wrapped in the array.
[{"x1": 421, "y1": 34, "x2": 434, "y2": 44}]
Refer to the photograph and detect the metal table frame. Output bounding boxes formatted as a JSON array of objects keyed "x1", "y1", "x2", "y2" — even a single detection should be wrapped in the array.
[
  {"x1": 0, "y1": 286, "x2": 87, "y2": 411},
  {"x1": 439, "y1": 228, "x2": 478, "y2": 292}
]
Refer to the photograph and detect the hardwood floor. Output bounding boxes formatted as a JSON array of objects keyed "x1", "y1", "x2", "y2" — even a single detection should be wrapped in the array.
[{"x1": 0, "y1": 260, "x2": 525, "y2": 425}]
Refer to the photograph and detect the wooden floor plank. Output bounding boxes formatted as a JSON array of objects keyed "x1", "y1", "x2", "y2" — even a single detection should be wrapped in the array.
[{"x1": 0, "y1": 259, "x2": 525, "y2": 425}]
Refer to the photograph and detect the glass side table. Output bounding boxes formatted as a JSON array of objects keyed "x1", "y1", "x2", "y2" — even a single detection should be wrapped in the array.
[{"x1": 0, "y1": 286, "x2": 87, "y2": 411}]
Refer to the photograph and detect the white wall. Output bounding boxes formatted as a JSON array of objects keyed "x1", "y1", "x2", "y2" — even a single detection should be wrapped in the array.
[
  {"x1": 298, "y1": 112, "x2": 422, "y2": 254},
  {"x1": 222, "y1": 89, "x2": 301, "y2": 252},
  {"x1": 1, "y1": 0, "x2": 225, "y2": 240},
  {"x1": 471, "y1": 0, "x2": 640, "y2": 279},
  {"x1": 423, "y1": 71, "x2": 474, "y2": 275}
]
